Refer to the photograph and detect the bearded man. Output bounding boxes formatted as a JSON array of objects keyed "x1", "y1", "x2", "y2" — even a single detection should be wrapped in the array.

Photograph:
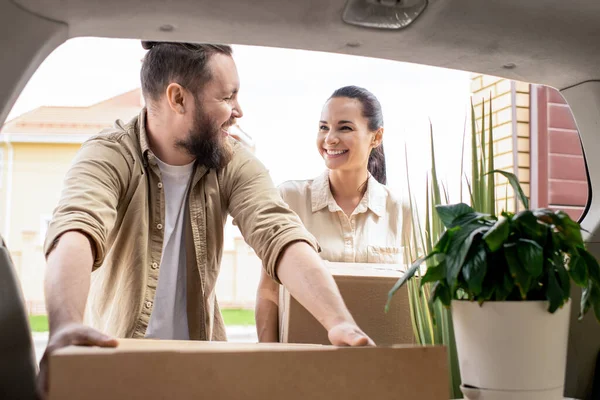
[{"x1": 37, "y1": 42, "x2": 372, "y2": 397}]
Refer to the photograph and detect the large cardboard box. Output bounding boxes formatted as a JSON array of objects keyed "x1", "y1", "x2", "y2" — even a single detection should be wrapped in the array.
[
  {"x1": 279, "y1": 262, "x2": 413, "y2": 345},
  {"x1": 49, "y1": 339, "x2": 448, "y2": 400}
]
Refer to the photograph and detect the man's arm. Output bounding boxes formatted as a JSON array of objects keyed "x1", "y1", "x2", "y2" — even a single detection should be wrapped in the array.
[
  {"x1": 223, "y1": 144, "x2": 373, "y2": 345},
  {"x1": 38, "y1": 232, "x2": 118, "y2": 398},
  {"x1": 37, "y1": 138, "x2": 130, "y2": 398},
  {"x1": 277, "y1": 242, "x2": 373, "y2": 345},
  {"x1": 45, "y1": 231, "x2": 94, "y2": 332}
]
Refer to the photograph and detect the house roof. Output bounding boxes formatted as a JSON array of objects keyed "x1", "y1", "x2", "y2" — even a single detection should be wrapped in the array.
[{"x1": 1, "y1": 88, "x2": 142, "y2": 136}]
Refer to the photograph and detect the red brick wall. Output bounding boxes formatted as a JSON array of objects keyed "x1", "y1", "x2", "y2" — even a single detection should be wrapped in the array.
[{"x1": 536, "y1": 86, "x2": 588, "y2": 221}]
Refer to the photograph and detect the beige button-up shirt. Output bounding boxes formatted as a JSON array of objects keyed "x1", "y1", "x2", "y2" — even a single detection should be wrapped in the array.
[
  {"x1": 278, "y1": 171, "x2": 409, "y2": 267},
  {"x1": 44, "y1": 110, "x2": 318, "y2": 341}
]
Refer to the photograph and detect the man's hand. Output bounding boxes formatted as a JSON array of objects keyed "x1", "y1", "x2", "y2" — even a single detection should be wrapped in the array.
[
  {"x1": 276, "y1": 242, "x2": 375, "y2": 347},
  {"x1": 328, "y1": 322, "x2": 375, "y2": 346},
  {"x1": 37, "y1": 322, "x2": 118, "y2": 399}
]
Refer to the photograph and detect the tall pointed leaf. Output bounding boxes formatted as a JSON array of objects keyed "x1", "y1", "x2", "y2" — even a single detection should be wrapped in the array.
[
  {"x1": 430, "y1": 120, "x2": 443, "y2": 236},
  {"x1": 470, "y1": 99, "x2": 480, "y2": 211},
  {"x1": 460, "y1": 115, "x2": 467, "y2": 203},
  {"x1": 487, "y1": 94, "x2": 495, "y2": 214},
  {"x1": 479, "y1": 100, "x2": 486, "y2": 212}
]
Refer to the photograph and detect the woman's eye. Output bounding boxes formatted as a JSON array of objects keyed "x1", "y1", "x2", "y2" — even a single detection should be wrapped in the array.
[
  {"x1": 340, "y1": 126, "x2": 352, "y2": 131},
  {"x1": 319, "y1": 125, "x2": 329, "y2": 131}
]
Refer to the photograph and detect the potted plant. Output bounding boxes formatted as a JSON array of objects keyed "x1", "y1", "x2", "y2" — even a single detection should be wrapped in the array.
[
  {"x1": 389, "y1": 170, "x2": 600, "y2": 400},
  {"x1": 401, "y1": 97, "x2": 496, "y2": 398}
]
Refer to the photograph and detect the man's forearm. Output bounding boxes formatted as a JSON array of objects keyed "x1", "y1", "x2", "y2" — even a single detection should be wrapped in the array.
[
  {"x1": 45, "y1": 231, "x2": 94, "y2": 333},
  {"x1": 276, "y1": 241, "x2": 354, "y2": 331}
]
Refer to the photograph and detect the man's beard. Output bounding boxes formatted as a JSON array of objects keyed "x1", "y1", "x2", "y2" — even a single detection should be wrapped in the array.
[{"x1": 175, "y1": 107, "x2": 234, "y2": 169}]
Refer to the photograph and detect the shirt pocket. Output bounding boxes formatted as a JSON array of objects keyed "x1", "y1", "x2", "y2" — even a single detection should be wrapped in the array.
[{"x1": 366, "y1": 245, "x2": 402, "y2": 264}]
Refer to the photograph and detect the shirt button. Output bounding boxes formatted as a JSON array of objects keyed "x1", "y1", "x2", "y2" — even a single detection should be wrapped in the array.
[
  {"x1": 157, "y1": 223, "x2": 163, "y2": 230},
  {"x1": 157, "y1": 182, "x2": 163, "y2": 189},
  {"x1": 151, "y1": 262, "x2": 158, "y2": 269},
  {"x1": 145, "y1": 301, "x2": 152, "y2": 309}
]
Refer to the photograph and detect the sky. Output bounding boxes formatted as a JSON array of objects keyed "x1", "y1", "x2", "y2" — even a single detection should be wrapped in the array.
[{"x1": 7, "y1": 37, "x2": 473, "y2": 247}]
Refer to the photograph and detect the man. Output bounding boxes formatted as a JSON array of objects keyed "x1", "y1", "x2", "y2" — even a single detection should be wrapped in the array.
[{"x1": 37, "y1": 42, "x2": 373, "y2": 396}]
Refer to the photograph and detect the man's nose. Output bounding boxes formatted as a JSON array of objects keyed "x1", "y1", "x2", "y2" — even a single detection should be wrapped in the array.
[{"x1": 233, "y1": 100, "x2": 243, "y2": 119}]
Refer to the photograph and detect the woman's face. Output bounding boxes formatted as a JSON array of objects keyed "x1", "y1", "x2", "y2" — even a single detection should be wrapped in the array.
[{"x1": 317, "y1": 97, "x2": 382, "y2": 173}]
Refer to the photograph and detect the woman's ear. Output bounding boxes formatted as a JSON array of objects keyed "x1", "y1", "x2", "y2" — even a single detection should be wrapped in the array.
[{"x1": 372, "y1": 127, "x2": 384, "y2": 148}]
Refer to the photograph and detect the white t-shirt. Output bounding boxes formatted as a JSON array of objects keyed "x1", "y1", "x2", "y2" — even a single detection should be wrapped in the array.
[{"x1": 145, "y1": 158, "x2": 195, "y2": 340}]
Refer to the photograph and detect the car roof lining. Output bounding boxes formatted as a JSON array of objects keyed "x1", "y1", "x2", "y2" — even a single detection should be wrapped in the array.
[{"x1": 9, "y1": 0, "x2": 600, "y2": 90}]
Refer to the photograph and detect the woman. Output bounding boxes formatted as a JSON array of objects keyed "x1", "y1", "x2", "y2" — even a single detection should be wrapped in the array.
[{"x1": 255, "y1": 86, "x2": 409, "y2": 342}]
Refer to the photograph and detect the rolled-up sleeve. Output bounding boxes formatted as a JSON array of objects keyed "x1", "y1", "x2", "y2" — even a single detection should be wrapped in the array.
[
  {"x1": 43, "y1": 137, "x2": 131, "y2": 270},
  {"x1": 222, "y1": 143, "x2": 319, "y2": 283}
]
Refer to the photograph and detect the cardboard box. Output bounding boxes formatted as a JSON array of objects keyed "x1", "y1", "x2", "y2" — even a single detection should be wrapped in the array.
[
  {"x1": 279, "y1": 262, "x2": 414, "y2": 345},
  {"x1": 49, "y1": 339, "x2": 448, "y2": 400}
]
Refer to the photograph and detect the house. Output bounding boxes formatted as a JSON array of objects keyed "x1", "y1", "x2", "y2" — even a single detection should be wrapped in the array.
[{"x1": 470, "y1": 75, "x2": 587, "y2": 221}]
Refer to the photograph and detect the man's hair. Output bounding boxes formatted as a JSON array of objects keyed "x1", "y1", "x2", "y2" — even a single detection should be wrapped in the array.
[{"x1": 140, "y1": 41, "x2": 233, "y2": 102}]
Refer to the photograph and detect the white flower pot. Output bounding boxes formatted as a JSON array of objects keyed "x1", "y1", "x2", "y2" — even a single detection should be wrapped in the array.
[{"x1": 452, "y1": 300, "x2": 571, "y2": 400}]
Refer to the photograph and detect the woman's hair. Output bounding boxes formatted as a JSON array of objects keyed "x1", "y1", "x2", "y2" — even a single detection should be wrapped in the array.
[
  {"x1": 329, "y1": 86, "x2": 387, "y2": 185},
  {"x1": 140, "y1": 41, "x2": 233, "y2": 102}
]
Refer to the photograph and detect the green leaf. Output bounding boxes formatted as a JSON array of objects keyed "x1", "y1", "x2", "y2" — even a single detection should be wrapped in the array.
[
  {"x1": 470, "y1": 100, "x2": 480, "y2": 211},
  {"x1": 554, "y1": 211, "x2": 584, "y2": 247},
  {"x1": 517, "y1": 239, "x2": 544, "y2": 278},
  {"x1": 421, "y1": 259, "x2": 447, "y2": 286},
  {"x1": 513, "y1": 210, "x2": 547, "y2": 241},
  {"x1": 546, "y1": 268, "x2": 566, "y2": 313},
  {"x1": 434, "y1": 227, "x2": 458, "y2": 254},
  {"x1": 495, "y1": 271, "x2": 515, "y2": 301},
  {"x1": 504, "y1": 242, "x2": 531, "y2": 299},
  {"x1": 436, "y1": 203, "x2": 475, "y2": 228},
  {"x1": 386, "y1": 252, "x2": 437, "y2": 312},
  {"x1": 489, "y1": 169, "x2": 529, "y2": 210},
  {"x1": 445, "y1": 225, "x2": 489, "y2": 290},
  {"x1": 461, "y1": 246, "x2": 487, "y2": 296},
  {"x1": 430, "y1": 281, "x2": 452, "y2": 307},
  {"x1": 446, "y1": 212, "x2": 489, "y2": 229},
  {"x1": 569, "y1": 254, "x2": 589, "y2": 287},
  {"x1": 487, "y1": 95, "x2": 495, "y2": 214},
  {"x1": 580, "y1": 281, "x2": 592, "y2": 320},
  {"x1": 483, "y1": 216, "x2": 510, "y2": 252},
  {"x1": 579, "y1": 248, "x2": 600, "y2": 286},
  {"x1": 429, "y1": 121, "x2": 442, "y2": 211}
]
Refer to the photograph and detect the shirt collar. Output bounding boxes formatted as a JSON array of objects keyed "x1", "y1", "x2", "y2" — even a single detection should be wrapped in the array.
[
  {"x1": 310, "y1": 170, "x2": 387, "y2": 217},
  {"x1": 137, "y1": 108, "x2": 152, "y2": 164}
]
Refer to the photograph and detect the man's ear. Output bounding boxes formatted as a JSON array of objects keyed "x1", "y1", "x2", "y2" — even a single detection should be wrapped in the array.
[{"x1": 165, "y1": 83, "x2": 187, "y2": 114}]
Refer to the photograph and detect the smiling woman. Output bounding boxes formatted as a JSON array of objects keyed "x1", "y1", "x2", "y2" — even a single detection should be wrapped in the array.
[{"x1": 255, "y1": 85, "x2": 410, "y2": 342}]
